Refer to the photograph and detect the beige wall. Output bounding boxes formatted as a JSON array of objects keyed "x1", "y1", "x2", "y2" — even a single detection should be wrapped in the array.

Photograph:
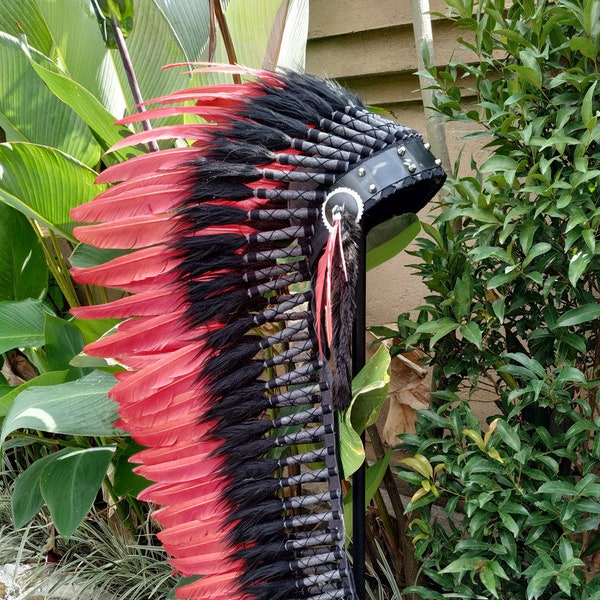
[{"x1": 306, "y1": 0, "x2": 487, "y2": 327}]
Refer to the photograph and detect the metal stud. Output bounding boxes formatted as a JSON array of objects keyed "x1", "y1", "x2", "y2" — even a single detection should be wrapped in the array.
[
  {"x1": 424, "y1": 142, "x2": 431, "y2": 151},
  {"x1": 435, "y1": 158, "x2": 442, "y2": 166},
  {"x1": 368, "y1": 184, "x2": 377, "y2": 193},
  {"x1": 397, "y1": 146, "x2": 406, "y2": 156},
  {"x1": 408, "y1": 163, "x2": 417, "y2": 173},
  {"x1": 357, "y1": 168, "x2": 366, "y2": 177}
]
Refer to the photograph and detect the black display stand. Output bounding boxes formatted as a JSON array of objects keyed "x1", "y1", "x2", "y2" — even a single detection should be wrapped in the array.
[{"x1": 351, "y1": 234, "x2": 367, "y2": 600}]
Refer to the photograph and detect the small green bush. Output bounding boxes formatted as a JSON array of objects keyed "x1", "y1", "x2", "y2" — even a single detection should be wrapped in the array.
[{"x1": 385, "y1": 0, "x2": 600, "y2": 598}]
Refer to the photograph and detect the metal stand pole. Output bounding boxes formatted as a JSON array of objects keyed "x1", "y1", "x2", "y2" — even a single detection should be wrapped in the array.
[{"x1": 352, "y1": 234, "x2": 367, "y2": 600}]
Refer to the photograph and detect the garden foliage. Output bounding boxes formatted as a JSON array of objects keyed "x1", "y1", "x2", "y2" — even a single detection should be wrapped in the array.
[
  {"x1": 379, "y1": 0, "x2": 600, "y2": 598},
  {"x1": 0, "y1": 0, "x2": 313, "y2": 546}
]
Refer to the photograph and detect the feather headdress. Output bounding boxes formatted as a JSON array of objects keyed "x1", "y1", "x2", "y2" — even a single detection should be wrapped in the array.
[{"x1": 71, "y1": 65, "x2": 445, "y2": 600}]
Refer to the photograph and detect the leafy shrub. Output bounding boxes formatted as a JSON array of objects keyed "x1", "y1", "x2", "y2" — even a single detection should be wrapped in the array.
[{"x1": 383, "y1": 0, "x2": 600, "y2": 598}]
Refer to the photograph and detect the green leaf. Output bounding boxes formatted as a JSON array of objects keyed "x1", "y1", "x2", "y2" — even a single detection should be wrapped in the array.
[
  {"x1": 366, "y1": 214, "x2": 420, "y2": 270},
  {"x1": 44, "y1": 315, "x2": 90, "y2": 380},
  {"x1": 399, "y1": 454, "x2": 433, "y2": 479},
  {"x1": 522, "y1": 242, "x2": 552, "y2": 268},
  {"x1": 337, "y1": 410, "x2": 364, "y2": 480},
  {"x1": 499, "y1": 510, "x2": 519, "y2": 537},
  {"x1": 495, "y1": 420, "x2": 521, "y2": 452},
  {"x1": 555, "y1": 304, "x2": 600, "y2": 328},
  {"x1": 343, "y1": 451, "x2": 392, "y2": 542},
  {"x1": 416, "y1": 317, "x2": 459, "y2": 347},
  {"x1": 113, "y1": 440, "x2": 152, "y2": 498},
  {"x1": 0, "y1": 142, "x2": 99, "y2": 240},
  {"x1": 0, "y1": 298, "x2": 46, "y2": 353},
  {"x1": 480, "y1": 564, "x2": 499, "y2": 598},
  {"x1": 440, "y1": 555, "x2": 487, "y2": 574},
  {"x1": 0, "y1": 370, "x2": 68, "y2": 418},
  {"x1": 11, "y1": 447, "x2": 72, "y2": 528},
  {"x1": 70, "y1": 317, "x2": 120, "y2": 346},
  {"x1": 460, "y1": 321, "x2": 483, "y2": 349},
  {"x1": 507, "y1": 64, "x2": 541, "y2": 89},
  {"x1": 1, "y1": 370, "x2": 123, "y2": 443},
  {"x1": 537, "y1": 480, "x2": 575, "y2": 496},
  {"x1": 365, "y1": 452, "x2": 391, "y2": 506},
  {"x1": 527, "y1": 569, "x2": 554, "y2": 600},
  {"x1": 0, "y1": 0, "x2": 54, "y2": 54},
  {"x1": 569, "y1": 36, "x2": 598, "y2": 60},
  {"x1": 568, "y1": 249, "x2": 592, "y2": 286},
  {"x1": 0, "y1": 32, "x2": 100, "y2": 166},
  {"x1": 69, "y1": 244, "x2": 129, "y2": 269},
  {"x1": 35, "y1": 0, "x2": 127, "y2": 115},
  {"x1": 480, "y1": 155, "x2": 518, "y2": 173},
  {"x1": 22, "y1": 48, "x2": 135, "y2": 160},
  {"x1": 350, "y1": 345, "x2": 391, "y2": 434},
  {"x1": 154, "y1": 0, "x2": 210, "y2": 63},
  {"x1": 0, "y1": 203, "x2": 47, "y2": 301},
  {"x1": 340, "y1": 345, "x2": 391, "y2": 478},
  {"x1": 40, "y1": 446, "x2": 115, "y2": 538},
  {"x1": 504, "y1": 352, "x2": 546, "y2": 378}
]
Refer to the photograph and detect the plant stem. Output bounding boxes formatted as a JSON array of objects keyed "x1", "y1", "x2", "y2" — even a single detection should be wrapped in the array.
[
  {"x1": 30, "y1": 221, "x2": 81, "y2": 308},
  {"x1": 110, "y1": 14, "x2": 159, "y2": 152},
  {"x1": 367, "y1": 425, "x2": 422, "y2": 594},
  {"x1": 210, "y1": 0, "x2": 241, "y2": 83}
]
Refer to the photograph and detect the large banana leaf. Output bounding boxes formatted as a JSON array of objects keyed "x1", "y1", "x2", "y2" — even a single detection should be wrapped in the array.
[
  {"x1": 109, "y1": 0, "x2": 210, "y2": 108},
  {"x1": 0, "y1": 0, "x2": 53, "y2": 55},
  {"x1": 0, "y1": 142, "x2": 100, "y2": 240},
  {"x1": 23, "y1": 48, "x2": 136, "y2": 160},
  {"x1": 263, "y1": 0, "x2": 308, "y2": 70},
  {"x1": 36, "y1": 0, "x2": 127, "y2": 117},
  {"x1": 199, "y1": 0, "x2": 308, "y2": 85},
  {"x1": 0, "y1": 203, "x2": 47, "y2": 302},
  {"x1": 0, "y1": 32, "x2": 101, "y2": 166},
  {"x1": 154, "y1": 0, "x2": 211, "y2": 63}
]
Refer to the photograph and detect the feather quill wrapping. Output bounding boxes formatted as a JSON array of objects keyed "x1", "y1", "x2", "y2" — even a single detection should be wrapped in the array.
[{"x1": 71, "y1": 65, "x2": 445, "y2": 599}]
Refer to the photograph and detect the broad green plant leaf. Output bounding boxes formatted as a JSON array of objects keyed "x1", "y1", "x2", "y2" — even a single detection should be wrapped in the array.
[
  {"x1": 154, "y1": 0, "x2": 211, "y2": 63},
  {"x1": 40, "y1": 446, "x2": 115, "y2": 538},
  {"x1": 0, "y1": 203, "x2": 47, "y2": 301},
  {"x1": 223, "y1": 0, "x2": 282, "y2": 68},
  {"x1": 35, "y1": 0, "x2": 127, "y2": 116},
  {"x1": 44, "y1": 315, "x2": 91, "y2": 380},
  {"x1": 200, "y1": 0, "x2": 289, "y2": 85},
  {"x1": 0, "y1": 370, "x2": 123, "y2": 443},
  {"x1": 366, "y1": 214, "x2": 421, "y2": 271},
  {"x1": 0, "y1": 0, "x2": 54, "y2": 54},
  {"x1": 0, "y1": 32, "x2": 100, "y2": 166},
  {"x1": 337, "y1": 411, "x2": 364, "y2": 480},
  {"x1": 0, "y1": 298, "x2": 47, "y2": 354},
  {"x1": 350, "y1": 344, "x2": 391, "y2": 434},
  {"x1": 113, "y1": 440, "x2": 152, "y2": 497},
  {"x1": 0, "y1": 370, "x2": 68, "y2": 418},
  {"x1": 555, "y1": 304, "x2": 600, "y2": 328},
  {"x1": 110, "y1": 1, "x2": 197, "y2": 108},
  {"x1": 339, "y1": 345, "x2": 391, "y2": 477},
  {"x1": 11, "y1": 448, "x2": 72, "y2": 528},
  {"x1": 263, "y1": 0, "x2": 309, "y2": 69},
  {"x1": 22, "y1": 47, "x2": 136, "y2": 160},
  {"x1": 70, "y1": 244, "x2": 129, "y2": 269},
  {"x1": 0, "y1": 142, "x2": 100, "y2": 240}
]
